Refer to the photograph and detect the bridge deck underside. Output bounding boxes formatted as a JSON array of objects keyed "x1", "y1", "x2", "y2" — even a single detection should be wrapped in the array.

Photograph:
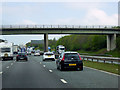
[{"x1": 1, "y1": 28, "x2": 120, "y2": 35}]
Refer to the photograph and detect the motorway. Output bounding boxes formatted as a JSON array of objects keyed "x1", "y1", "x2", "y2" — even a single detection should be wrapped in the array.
[{"x1": 0, "y1": 55, "x2": 119, "y2": 89}]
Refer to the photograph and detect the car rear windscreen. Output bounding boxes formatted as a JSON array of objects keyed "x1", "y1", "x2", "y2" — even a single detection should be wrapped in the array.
[
  {"x1": 60, "y1": 48, "x2": 64, "y2": 50},
  {"x1": 45, "y1": 53, "x2": 53, "y2": 55},
  {"x1": 18, "y1": 53, "x2": 26, "y2": 55},
  {"x1": 64, "y1": 53, "x2": 79, "y2": 60}
]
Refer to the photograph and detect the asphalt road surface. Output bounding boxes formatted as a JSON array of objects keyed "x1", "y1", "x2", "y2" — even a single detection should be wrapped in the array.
[{"x1": 0, "y1": 55, "x2": 119, "y2": 89}]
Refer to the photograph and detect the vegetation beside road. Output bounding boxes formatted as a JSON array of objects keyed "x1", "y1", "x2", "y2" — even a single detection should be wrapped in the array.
[
  {"x1": 57, "y1": 34, "x2": 120, "y2": 57},
  {"x1": 83, "y1": 60, "x2": 119, "y2": 75}
]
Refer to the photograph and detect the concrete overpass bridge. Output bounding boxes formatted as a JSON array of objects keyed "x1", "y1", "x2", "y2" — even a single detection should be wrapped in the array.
[{"x1": 0, "y1": 25, "x2": 120, "y2": 52}]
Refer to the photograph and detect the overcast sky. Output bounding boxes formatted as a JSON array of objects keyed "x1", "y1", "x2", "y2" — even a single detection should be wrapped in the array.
[{"x1": 0, "y1": 0, "x2": 119, "y2": 45}]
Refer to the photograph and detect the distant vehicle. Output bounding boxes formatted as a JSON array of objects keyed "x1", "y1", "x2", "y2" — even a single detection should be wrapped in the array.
[
  {"x1": 56, "y1": 45, "x2": 65, "y2": 54},
  {"x1": 56, "y1": 51, "x2": 83, "y2": 71},
  {"x1": 16, "y1": 52, "x2": 28, "y2": 61},
  {"x1": 0, "y1": 42, "x2": 13, "y2": 60},
  {"x1": 48, "y1": 47, "x2": 51, "y2": 52},
  {"x1": 27, "y1": 51, "x2": 31, "y2": 55},
  {"x1": 26, "y1": 48, "x2": 31, "y2": 55},
  {"x1": 21, "y1": 47, "x2": 26, "y2": 52},
  {"x1": 13, "y1": 45, "x2": 18, "y2": 54},
  {"x1": 34, "y1": 51, "x2": 40, "y2": 56},
  {"x1": 43, "y1": 52, "x2": 55, "y2": 61}
]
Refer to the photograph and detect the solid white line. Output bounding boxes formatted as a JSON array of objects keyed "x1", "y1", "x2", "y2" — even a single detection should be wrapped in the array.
[
  {"x1": 6, "y1": 66, "x2": 9, "y2": 68},
  {"x1": 43, "y1": 65, "x2": 46, "y2": 67},
  {"x1": 11, "y1": 63, "x2": 13, "y2": 65},
  {"x1": 60, "y1": 79, "x2": 67, "y2": 84},
  {"x1": 49, "y1": 70, "x2": 53, "y2": 72},
  {"x1": 84, "y1": 66, "x2": 120, "y2": 76},
  {"x1": 0, "y1": 72, "x2": 2, "y2": 74}
]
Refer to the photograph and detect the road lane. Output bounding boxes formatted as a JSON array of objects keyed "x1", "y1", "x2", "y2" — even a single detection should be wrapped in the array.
[
  {"x1": 33, "y1": 56, "x2": 119, "y2": 88},
  {"x1": 2, "y1": 55, "x2": 73, "y2": 88},
  {"x1": 1, "y1": 55, "x2": 119, "y2": 88}
]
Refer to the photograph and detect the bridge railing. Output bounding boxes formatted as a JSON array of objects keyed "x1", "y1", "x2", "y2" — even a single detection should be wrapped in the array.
[{"x1": 0, "y1": 25, "x2": 117, "y2": 29}]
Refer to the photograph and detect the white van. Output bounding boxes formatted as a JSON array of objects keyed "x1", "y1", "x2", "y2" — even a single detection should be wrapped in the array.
[
  {"x1": 56, "y1": 45, "x2": 65, "y2": 54},
  {"x1": 0, "y1": 42, "x2": 13, "y2": 60}
]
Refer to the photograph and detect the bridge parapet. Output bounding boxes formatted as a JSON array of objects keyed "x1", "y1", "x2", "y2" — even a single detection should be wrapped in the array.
[{"x1": 0, "y1": 25, "x2": 117, "y2": 29}]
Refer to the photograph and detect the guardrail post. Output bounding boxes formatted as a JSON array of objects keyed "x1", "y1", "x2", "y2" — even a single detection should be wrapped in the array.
[
  {"x1": 91, "y1": 59, "x2": 93, "y2": 62},
  {"x1": 104, "y1": 60, "x2": 105, "y2": 63},
  {"x1": 111, "y1": 61, "x2": 113, "y2": 64},
  {"x1": 87, "y1": 58, "x2": 88, "y2": 61},
  {"x1": 83, "y1": 57, "x2": 84, "y2": 60},
  {"x1": 97, "y1": 59, "x2": 99, "y2": 62}
]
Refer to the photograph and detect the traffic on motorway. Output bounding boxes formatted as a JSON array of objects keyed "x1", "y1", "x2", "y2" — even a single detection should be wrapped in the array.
[
  {"x1": 0, "y1": 42, "x2": 83, "y2": 71},
  {"x1": 0, "y1": 42, "x2": 119, "y2": 88}
]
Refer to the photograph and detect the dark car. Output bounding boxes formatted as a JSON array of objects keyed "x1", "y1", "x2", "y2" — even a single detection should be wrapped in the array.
[
  {"x1": 56, "y1": 52, "x2": 83, "y2": 71},
  {"x1": 16, "y1": 52, "x2": 28, "y2": 61}
]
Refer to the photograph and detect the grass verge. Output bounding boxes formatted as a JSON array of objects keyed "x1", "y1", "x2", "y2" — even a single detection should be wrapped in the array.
[{"x1": 83, "y1": 60, "x2": 119, "y2": 75}]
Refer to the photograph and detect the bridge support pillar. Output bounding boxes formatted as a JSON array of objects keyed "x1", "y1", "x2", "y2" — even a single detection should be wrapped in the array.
[
  {"x1": 107, "y1": 34, "x2": 116, "y2": 51},
  {"x1": 44, "y1": 33, "x2": 48, "y2": 52}
]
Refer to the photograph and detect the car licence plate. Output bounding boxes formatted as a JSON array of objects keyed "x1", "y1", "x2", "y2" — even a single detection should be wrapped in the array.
[
  {"x1": 48, "y1": 55, "x2": 51, "y2": 57},
  {"x1": 69, "y1": 64, "x2": 76, "y2": 66}
]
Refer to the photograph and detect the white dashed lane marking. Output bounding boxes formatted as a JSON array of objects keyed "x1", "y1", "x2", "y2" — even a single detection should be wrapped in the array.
[
  {"x1": 43, "y1": 65, "x2": 46, "y2": 67},
  {"x1": 0, "y1": 72, "x2": 2, "y2": 74},
  {"x1": 40, "y1": 62, "x2": 41, "y2": 64},
  {"x1": 11, "y1": 63, "x2": 13, "y2": 65},
  {"x1": 6, "y1": 66, "x2": 9, "y2": 68},
  {"x1": 49, "y1": 70, "x2": 53, "y2": 73},
  {"x1": 60, "y1": 79, "x2": 67, "y2": 84}
]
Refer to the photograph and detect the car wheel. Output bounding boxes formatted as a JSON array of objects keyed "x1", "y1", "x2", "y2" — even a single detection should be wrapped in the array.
[
  {"x1": 57, "y1": 63, "x2": 59, "y2": 70},
  {"x1": 78, "y1": 66, "x2": 83, "y2": 71},
  {"x1": 52, "y1": 59, "x2": 55, "y2": 61},
  {"x1": 11, "y1": 57, "x2": 13, "y2": 60},
  {"x1": 43, "y1": 59, "x2": 45, "y2": 61}
]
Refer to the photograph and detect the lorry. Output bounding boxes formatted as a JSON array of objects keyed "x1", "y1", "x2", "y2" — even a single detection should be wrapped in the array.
[
  {"x1": 0, "y1": 42, "x2": 13, "y2": 60},
  {"x1": 13, "y1": 45, "x2": 18, "y2": 54},
  {"x1": 56, "y1": 45, "x2": 65, "y2": 54}
]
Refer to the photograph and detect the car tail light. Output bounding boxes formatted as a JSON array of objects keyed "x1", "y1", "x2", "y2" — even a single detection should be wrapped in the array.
[
  {"x1": 25, "y1": 55, "x2": 27, "y2": 56},
  {"x1": 78, "y1": 54, "x2": 82, "y2": 60},
  {"x1": 61, "y1": 54, "x2": 65, "y2": 61},
  {"x1": 17, "y1": 55, "x2": 19, "y2": 57}
]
